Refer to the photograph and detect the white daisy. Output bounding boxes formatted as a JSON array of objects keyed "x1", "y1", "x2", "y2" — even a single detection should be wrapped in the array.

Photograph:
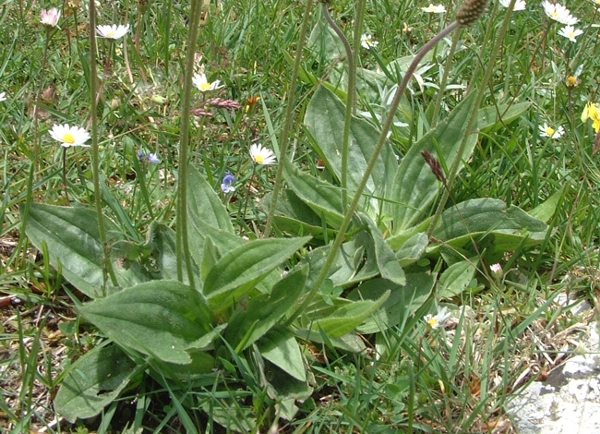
[
  {"x1": 558, "y1": 25, "x2": 583, "y2": 42},
  {"x1": 539, "y1": 123, "x2": 565, "y2": 139},
  {"x1": 192, "y1": 73, "x2": 224, "y2": 92},
  {"x1": 96, "y1": 24, "x2": 130, "y2": 39},
  {"x1": 541, "y1": 1, "x2": 578, "y2": 25},
  {"x1": 49, "y1": 124, "x2": 91, "y2": 148},
  {"x1": 424, "y1": 307, "x2": 451, "y2": 329},
  {"x1": 499, "y1": 0, "x2": 526, "y2": 10},
  {"x1": 249, "y1": 143, "x2": 276, "y2": 165},
  {"x1": 360, "y1": 34, "x2": 379, "y2": 49},
  {"x1": 40, "y1": 8, "x2": 61, "y2": 27},
  {"x1": 422, "y1": 4, "x2": 447, "y2": 13}
]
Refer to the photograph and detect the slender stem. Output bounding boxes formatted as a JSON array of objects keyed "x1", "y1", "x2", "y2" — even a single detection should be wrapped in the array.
[
  {"x1": 286, "y1": 22, "x2": 459, "y2": 326},
  {"x1": 241, "y1": 165, "x2": 257, "y2": 221},
  {"x1": 89, "y1": 0, "x2": 118, "y2": 289},
  {"x1": 322, "y1": 4, "x2": 355, "y2": 210},
  {"x1": 428, "y1": 14, "x2": 512, "y2": 236},
  {"x1": 16, "y1": 27, "x2": 51, "y2": 268},
  {"x1": 176, "y1": 0, "x2": 202, "y2": 285},
  {"x1": 352, "y1": 0, "x2": 366, "y2": 113},
  {"x1": 263, "y1": 0, "x2": 315, "y2": 237},
  {"x1": 431, "y1": 30, "x2": 460, "y2": 128},
  {"x1": 62, "y1": 147, "x2": 69, "y2": 204}
]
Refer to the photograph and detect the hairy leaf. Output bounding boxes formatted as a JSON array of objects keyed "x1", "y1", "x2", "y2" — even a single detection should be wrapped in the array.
[
  {"x1": 25, "y1": 203, "x2": 149, "y2": 298},
  {"x1": 386, "y1": 93, "x2": 478, "y2": 233},
  {"x1": 257, "y1": 326, "x2": 306, "y2": 382},
  {"x1": 55, "y1": 344, "x2": 137, "y2": 422},
  {"x1": 203, "y1": 237, "x2": 311, "y2": 313},
  {"x1": 79, "y1": 280, "x2": 214, "y2": 364}
]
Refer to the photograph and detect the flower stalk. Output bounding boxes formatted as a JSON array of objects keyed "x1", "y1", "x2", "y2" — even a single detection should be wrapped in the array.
[
  {"x1": 263, "y1": 0, "x2": 315, "y2": 237},
  {"x1": 176, "y1": 0, "x2": 204, "y2": 285},
  {"x1": 89, "y1": 0, "x2": 118, "y2": 290},
  {"x1": 321, "y1": 2, "x2": 360, "y2": 209}
]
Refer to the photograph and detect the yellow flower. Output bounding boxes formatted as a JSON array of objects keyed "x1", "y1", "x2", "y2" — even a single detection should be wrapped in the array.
[
  {"x1": 582, "y1": 102, "x2": 600, "y2": 132},
  {"x1": 565, "y1": 75, "x2": 578, "y2": 87}
]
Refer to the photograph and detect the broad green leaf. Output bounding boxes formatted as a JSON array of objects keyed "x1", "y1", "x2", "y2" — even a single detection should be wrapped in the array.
[
  {"x1": 438, "y1": 259, "x2": 478, "y2": 298},
  {"x1": 203, "y1": 237, "x2": 311, "y2": 312},
  {"x1": 157, "y1": 351, "x2": 216, "y2": 381},
  {"x1": 349, "y1": 274, "x2": 435, "y2": 333},
  {"x1": 307, "y1": 16, "x2": 345, "y2": 63},
  {"x1": 79, "y1": 280, "x2": 214, "y2": 364},
  {"x1": 359, "y1": 213, "x2": 405, "y2": 285},
  {"x1": 189, "y1": 217, "x2": 245, "y2": 257},
  {"x1": 302, "y1": 237, "x2": 379, "y2": 288},
  {"x1": 264, "y1": 189, "x2": 335, "y2": 240},
  {"x1": 200, "y1": 236, "x2": 219, "y2": 282},
  {"x1": 55, "y1": 344, "x2": 137, "y2": 422},
  {"x1": 283, "y1": 159, "x2": 344, "y2": 229},
  {"x1": 187, "y1": 163, "x2": 234, "y2": 234},
  {"x1": 257, "y1": 326, "x2": 306, "y2": 382},
  {"x1": 25, "y1": 203, "x2": 149, "y2": 298},
  {"x1": 529, "y1": 186, "x2": 566, "y2": 223},
  {"x1": 225, "y1": 266, "x2": 308, "y2": 351},
  {"x1": 294, "y1": 329, "x2": 367, "y2": 352},
  {"x1": 430, "y1": 198, "x2": 547, "y2": 249},
  {"x1": 395, "y1": 232, "x2": 429, "y2": 267},
  {"x1": 150, "y1": 222, "x2": 196, "y2": 283},
  {"x1": 257, "y1": 350, "x2": 313, "y2": 421},
  {"x1": 309, "y1": 291, "x2": 390, "y2": 337},
  {"x1": 304, "y1": 85, "x2": 397, "y2": 214},
  {"x1": 478, "y1": 101, "x2": 531, "y2": 133},
  {"x1": 386, "y1": 92, "x2": 478, "y2": 233}
]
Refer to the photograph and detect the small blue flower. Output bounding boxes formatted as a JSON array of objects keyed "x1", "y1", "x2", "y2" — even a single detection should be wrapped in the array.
[
  {"x1": 221, "y1": 171, "x2": 235, "y2": 193},
  {"x1": 147, "y1": 153, "x2": 160, "y2": 164},
  {"x1": 137, "y1": 150, "x2": 160, "y2": 164}
]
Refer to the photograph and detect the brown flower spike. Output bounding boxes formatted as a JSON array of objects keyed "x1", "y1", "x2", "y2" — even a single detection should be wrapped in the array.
[
  {"x1": 421, "y1": 150, "x2": 447, "y2": 186},
  {"x1": 456, "y1": 0, "x2": 490, "y2": 27}
]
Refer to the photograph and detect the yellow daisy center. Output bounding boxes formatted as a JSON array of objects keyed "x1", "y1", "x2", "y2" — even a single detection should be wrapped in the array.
[
  {"x1": 544, "y1": 127, "x2": 555, "y2": 136},
  {"x1": 254, "y1": 155, "x2": 264, "y2": 164},
  {"x1": 200, "y1": 82, "x2": 212, "y2": 91},
  {"x1": 427, "y1": 318, "x2": 438, "y2": 327},
  {"x1": 106, "y1": 30, "x2": 116, "y2": 37},
  {"x1": 62, "y1": 133, "x2": 75, "y2": 143}
]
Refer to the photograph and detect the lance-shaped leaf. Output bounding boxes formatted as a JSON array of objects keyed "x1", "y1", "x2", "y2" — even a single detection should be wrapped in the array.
[
  {"x1": 79, "y1": 280, "x2": 215, "y2": 365},
  {"x1": 55, "y1": 344, "x2": 138, "y2": 422},
  {"x1": 187, "y1": 163, "x2": 235, "y2": 234},
  {"x1": 304, "y1": 85, "x2": 397, "y2": 212},
  {"x1": 225, "y1": 266, "x2": 308, "y2": 352},
  {"x1": 301, "y1": 237, "x2": 379, "y2": 289},
  {"x1": 429, "y1": 198, "x2": 548, "y2": 252},
  {"x1": 358, "y1": 213, "x2": 406, "y2": 286},
  {"x1": 24, "y1": 203, "x2": 150, "y2": 298},
  {"x1": 386, "y1": 92, "x2": 478, "y2": 233},
  {"x1": 478, "y1": 101, "x2": 530, "y2": 133},
  {"x1": 257, "y1": 326, "x2": 306, "y2": 382},
  {"x1": 438, "y1": 258, "x2": 478, "y2": 298},
  {"x1": 203, "y1": 237, "x2": 311, "y2": 313},
  {"x1": 308, "y1": 291, "x2": 390, "y2": 337},
  {"x1": 283, "y1": 159, "x2": 344, "y2": 229},
  {"x1": 348, "y1": 273, "x2": 435, "y2": 333}
]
